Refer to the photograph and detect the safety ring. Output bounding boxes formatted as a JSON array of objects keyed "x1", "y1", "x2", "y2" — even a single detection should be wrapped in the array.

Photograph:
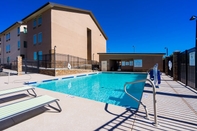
[{"x1": 68, "y1": 63, "x2": 71, "y2": 69}]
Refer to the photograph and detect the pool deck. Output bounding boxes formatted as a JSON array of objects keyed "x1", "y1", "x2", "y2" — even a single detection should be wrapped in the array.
[{"x1": 0, "y1": 69, "x2": 197, "y2": 131}]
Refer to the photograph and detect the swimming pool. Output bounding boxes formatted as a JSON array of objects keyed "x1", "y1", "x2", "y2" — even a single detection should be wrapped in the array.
[{"x1": 35, "y1": 72, "x2": 147, "y2": 109}]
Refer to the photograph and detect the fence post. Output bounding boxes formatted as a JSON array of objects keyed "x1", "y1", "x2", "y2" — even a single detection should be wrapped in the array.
[
  {"x1": 165, "y1": 57, "x2": 169, "y2": 75},
  {"x1": 173, "y1": 51, "x2": 180, "y2": 80},
  {"x1": 78, "y1": 57, "x2": 79, "y2": 68},
  {"x1": 37, "y1": 52, "x2": 39, "y2": 73},
  {"x1": 25, "y1": 58, "x2": 27, "y2": 74},
  {"x1": 17, "y1": 56, "x2": 22, "y2": 75},
  {"x1": 185, "y1": 50, "x2": 188, "y2": 86}
]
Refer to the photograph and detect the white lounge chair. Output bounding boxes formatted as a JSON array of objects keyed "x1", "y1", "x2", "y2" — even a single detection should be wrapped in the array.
[
  {"x1": 0, "y1": 86, "x2": 37, "y2": 97},
  {"x1": 0, "y1": 95, "x2": 62, "y2": 122}
]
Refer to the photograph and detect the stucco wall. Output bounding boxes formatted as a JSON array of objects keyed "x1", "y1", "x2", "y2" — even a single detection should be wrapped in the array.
[
  {"x1": 2, "y1": 27, "x2": 21, "y2": 63},
  {"x1": 51, "y1": 8, "x2": 106, "y2": 61},
  {"x1": 26, "y1": 9, "x2": 52, "y2": 60},
  {"x1": 99, "y1": 54, "x2": 163, "y2": 72}
]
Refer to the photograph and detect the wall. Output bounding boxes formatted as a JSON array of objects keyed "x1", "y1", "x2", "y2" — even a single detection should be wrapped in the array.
[
  {"x1": 39, "y1": 69, "x2": 93, "y2": 76},
  {"x1": 26, "y1": 9, "x2": 52, "y2": 60},
  {"x1": 51, "y1": 8, "x2": 106, "y2": 61},
  {"x1": 99, "y1": 54, "x2": 164, "y2": 72}
]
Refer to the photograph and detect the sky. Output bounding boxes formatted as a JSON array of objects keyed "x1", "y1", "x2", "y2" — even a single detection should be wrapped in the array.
[{"x1": 1, "y1": 0, "x2": 197, "y2": 56}]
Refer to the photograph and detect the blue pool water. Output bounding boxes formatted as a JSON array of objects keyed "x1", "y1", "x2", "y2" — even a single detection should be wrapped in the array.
[{"x1": 35, "y1": 72, "x2": 147, "y2": 109}]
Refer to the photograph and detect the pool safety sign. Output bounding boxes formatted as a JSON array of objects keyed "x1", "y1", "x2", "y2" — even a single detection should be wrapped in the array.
[
  {"x1": 189, "y1": 52, "x2": 195, "y2": 66},
  {"x1": 134, "y1": 59, "x2": 142, "y2": 67}
]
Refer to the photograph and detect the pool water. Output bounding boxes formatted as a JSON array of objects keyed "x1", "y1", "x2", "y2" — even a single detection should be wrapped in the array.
[{"x1": 35, "y1": 72, "x2": 147, "y2": 109}]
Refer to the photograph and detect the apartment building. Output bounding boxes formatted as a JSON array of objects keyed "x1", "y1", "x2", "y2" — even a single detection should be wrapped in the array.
[
  {"x1": 21, "y1": 2, "x2": 107, "y2": 61},
  {"x1": 0, "y1": 22, "x2": 27, "y2": 64}
]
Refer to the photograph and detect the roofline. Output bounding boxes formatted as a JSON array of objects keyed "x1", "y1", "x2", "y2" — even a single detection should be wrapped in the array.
[
  {"x1": 21, "y1": 2, "x2": 108, "y2": 40},
  {"x1": 98, "y1": 53, "x2": 165, "y2": 55},
  {"x1": 1, "y1": 21, "x2": 22, "y2": 34}
]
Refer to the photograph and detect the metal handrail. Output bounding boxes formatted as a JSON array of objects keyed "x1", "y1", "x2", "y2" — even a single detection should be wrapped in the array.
[{"x1": 124, "y1": 78, "x2": 158, "y2": 127}]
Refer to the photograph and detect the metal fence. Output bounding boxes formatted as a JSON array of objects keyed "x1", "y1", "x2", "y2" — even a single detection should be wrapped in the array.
[
  {"x1": 21, "y1": 53, "x2": 99, "y2": 73},
  {"x1": 178, "y1": 47, "x2": 195, "y2": 89},
  {"x1": 39, "y1": 53, "x2": 99, "y2": 70}
]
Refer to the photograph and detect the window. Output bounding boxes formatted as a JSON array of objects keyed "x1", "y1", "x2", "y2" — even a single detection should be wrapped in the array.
[
  {"x1": 38, "y1": 51, "x2": 42, "y2": 60},
  {"x1": 6, "y1": 45, "x2": 10, "y2": 53},
  {"x1": 24, "y1": 27, "x2": 27, "y2": 33},
  {"x1": 33, "y1": 18, "x2": 37, "y2": 28},
  {"x1": 18, "y1": 41, "x2": 20, "y2": 50},
  {"x1": 17, "y1": 27, "x2": 20, "y2": 35},
  {"x1": 24, "y1": 41, "x2": 27, "y2": 48},
  {"x1": 0, "y1": 58, "x2": 1, "y2": 64},
  {"x1": 7, "y1": 57, "x2": 10, "y2": 64},
  {"x1": 38, "y1": 32, "x2": 42, "y2": 43},
  {"x1": 38, "y1": 16, "x2": 42, "y2": 26},
  {"x1": 33, "y1": 34, "x2": 37, "y2": 44},
  {"x1": 34, "y1": 52, "x2": 37, "y2": 60},
  {"x1": 0, "y1": 48, "x2": 1, "y2": 55},
  {"x1": 6, "y1": 33, "x2": 10, "y2": 41}
]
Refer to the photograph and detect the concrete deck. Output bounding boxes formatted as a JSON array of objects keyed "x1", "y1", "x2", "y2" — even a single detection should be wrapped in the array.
[{"x1": 0, "y1": 70, "x2": 197, "y2": 131}]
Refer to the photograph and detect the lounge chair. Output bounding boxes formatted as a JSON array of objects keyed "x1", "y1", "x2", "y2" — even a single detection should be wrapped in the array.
[
  {"x1": 0, "y1": 86, "x2": 37, "y2": 97},
  {"x1": 0, "y1": 95, "x2": 62, "y2": 122}
]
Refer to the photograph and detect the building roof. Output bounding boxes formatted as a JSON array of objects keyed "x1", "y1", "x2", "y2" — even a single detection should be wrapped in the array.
[
  {"x1": 1, "y1": 21, "x2": 22, "y2": 34},
  {"x1": 22, "y1": 2, "x2": 108, "y2": 40},
  {"x1": 98, "y1": 53, "x2": 165, "y2": 55}
]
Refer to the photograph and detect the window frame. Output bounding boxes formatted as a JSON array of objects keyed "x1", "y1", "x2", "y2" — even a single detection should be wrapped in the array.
[
  {"x1": 17, "y1": 27, "x2": 20, "y2": 36},
  {"x1": 33, "y1": 18, "x2": 37, "y2": 28},
  {"x1": 18, "y1": 41, "x2": 20, "y2": 50},
  {"x1": 38, "y1": 16, "x2": 42, "y2": 26},
  {"x1": 33, "y1": 52, "x2": 37, "y2": 60}
]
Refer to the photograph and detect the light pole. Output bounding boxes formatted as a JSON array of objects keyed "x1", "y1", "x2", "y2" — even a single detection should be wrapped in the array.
[
  {"x1": 54, "y1": 46, "x2": 56, "y2": 69},
  {"x1": 92, "y1": 53, "x2": 94, "y2": 63},
  {"x1": 165, "y1": 47, "x2": 168, "y2": 56},
  {"x1": 133, "y1": 46, "x2": 135, "y2": 53},
  {"x1": 190, "y1": 15, "x2": 197, "y2": 89}
]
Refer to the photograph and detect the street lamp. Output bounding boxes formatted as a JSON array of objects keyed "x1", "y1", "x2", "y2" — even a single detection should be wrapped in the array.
[
  {"x1": 133, "y1": 46, "x2": 135, "y2": 53},
  {"x1": 165, "y1": 47, "x2": 168, "y2": 56},
  {"x1": 54, "y1": 46, "x2": 56, "y2": 69},
  {"x1": 190, "y1": 15, "x2": 197, "y2": 89}
]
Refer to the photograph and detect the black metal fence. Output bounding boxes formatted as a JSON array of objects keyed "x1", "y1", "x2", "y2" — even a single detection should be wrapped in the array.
[
  {"x1": 39, "y1": 53, "x2": 99, "y2": 69},
  {"x1": 21, "y1": 53, "x2": 99, "y2": 73},
  {"x1": 178, "y1": 47, "x2": 195, "y2": 88}
]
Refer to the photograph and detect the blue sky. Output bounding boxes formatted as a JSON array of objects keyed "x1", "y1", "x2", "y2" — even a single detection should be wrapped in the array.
[{"x1": 1, "y1": 0, "x2": 197, "y2": 56}]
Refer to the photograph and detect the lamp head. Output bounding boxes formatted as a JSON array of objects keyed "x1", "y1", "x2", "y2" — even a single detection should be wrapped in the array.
[{"x1": 190, "y1": 16, "x2": 197, "y2": 21}]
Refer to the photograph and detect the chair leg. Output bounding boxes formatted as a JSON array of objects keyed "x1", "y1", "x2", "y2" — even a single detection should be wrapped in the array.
[
  {"x1": 48, "y1": 100, "x2": 62, "y2": 112},
  {"x1": 27, "y1": 89, "x2": 37, "y2": 97}
]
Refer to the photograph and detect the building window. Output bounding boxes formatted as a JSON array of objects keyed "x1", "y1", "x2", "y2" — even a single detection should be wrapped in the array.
[
  {"x1": 18, "y1": 41, "x2": 20, "y2": 50},
  {"x1": 0, "y1": 48, "x2": 1, "y2": 55},
  {"x1": 24, "y1": 41, "x2": 27, "y2": 48},
  {"x1": 38, "y1": 32, "x2": 42, "y2": 43},
  {"x1": 38, "y1": 16, "x2": 42, "y2": 26},
  {"x1": 6, "y1": 33, "x2": 10, "y2": 41},
  {"x1": 38, "y1": 51, "x2": 42, "y2": 60},
  {"x1": 34, "y1": 52, "x2": 37, "y2": 60},
  {"x1": 33, "y1": 18, "x2": 37, "y2": 28},
  {"x1": 0, "y1": 58, "x2": 1, "y2": 64},
  {"x1": 24, "y1": 27, "x2": 27, "y2": 33},
  {"x1": 7, "y1": 57, "x2": 10, "y2": 64},
  {"x1": 6, "y1": 45, "x2": 10, "y2": 53},
  {"x1": 17, "y1": 27, "x2": 20, "y2": 36},
  {"x1": 33, "y1": 34, "x2": 37, "y2": 45}
]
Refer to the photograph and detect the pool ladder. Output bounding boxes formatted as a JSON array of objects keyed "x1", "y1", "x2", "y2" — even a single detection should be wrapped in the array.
[{"x1": 124, "y1": 78, "x2": 158, "y2": 127}]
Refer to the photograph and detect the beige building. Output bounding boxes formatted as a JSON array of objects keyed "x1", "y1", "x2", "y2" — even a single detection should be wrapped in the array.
[
  {"x1": 0, "y1": 22, "x2": 27, "y2": 64},
  {"x1": 21, "y1": 2, "x2": 107, "y2": 61},
  {"x1": 98, "y1": 53, "x2": 164, "y2": 72}
]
